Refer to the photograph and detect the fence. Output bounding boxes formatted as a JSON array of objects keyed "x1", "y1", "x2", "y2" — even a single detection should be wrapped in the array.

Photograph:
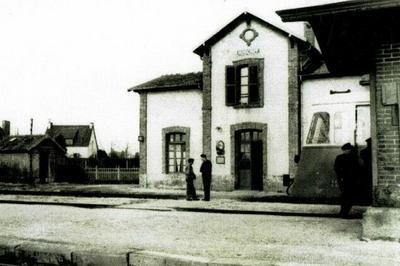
[{"x1": 85, "y1": 167, "x2": 139, "y2": 184}]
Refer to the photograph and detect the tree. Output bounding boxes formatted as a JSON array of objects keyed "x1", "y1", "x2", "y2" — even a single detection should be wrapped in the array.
[{"x1": 96, "y1": 149, "x2": 108, "y2": 159}]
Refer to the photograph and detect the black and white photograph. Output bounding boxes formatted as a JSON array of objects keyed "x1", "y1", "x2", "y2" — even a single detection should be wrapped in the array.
[{"x1": 0, "y1": 0, "x2": 400, "y2": 265}]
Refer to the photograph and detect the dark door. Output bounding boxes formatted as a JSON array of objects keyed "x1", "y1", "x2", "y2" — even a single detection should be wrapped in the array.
[
  {"x1": 39, "y1": 152, "x2": 49, "y2": 183},
  {"x1": 236, "y1": 130, "x2": 263, "y2": 190},
  {"x1": 251, "y1": 140, "x2": 263, "y2": 190}
]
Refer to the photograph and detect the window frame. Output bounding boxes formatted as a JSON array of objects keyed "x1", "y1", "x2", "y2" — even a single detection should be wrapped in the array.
[
  {"x1": 166, "y1": 132, "x2": 187, "y2": 174},
  {"x1": 162, "y1": 126, "x2": 190, "y2": 174},
  {"x1": 225, "y1": 58, "x2": 264, "y2": 108},
  {"x1": 306, "y1": 112, "x2": 331, "y2": 145}
]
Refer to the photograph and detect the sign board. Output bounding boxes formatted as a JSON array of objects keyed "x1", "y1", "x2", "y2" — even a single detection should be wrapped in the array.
[{"x1": 216, "y1": 156, "x2": 225, "y2": 164}]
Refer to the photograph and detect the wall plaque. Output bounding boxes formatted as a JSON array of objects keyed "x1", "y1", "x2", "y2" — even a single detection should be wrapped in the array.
[{"x1": 216, "y1": 156, "x2": 225, "y2": 164}]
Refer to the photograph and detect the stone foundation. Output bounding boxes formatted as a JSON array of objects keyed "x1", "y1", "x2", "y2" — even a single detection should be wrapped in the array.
[
  {"x1": 362, "y1": 207, "x2": 400, "y2": 241},
  {"x1": 374, "y1": 185, "x2": 400, "y2": 207},
  {"x1": 265, "y1": 175, "x2": 286, "y2": 193}
]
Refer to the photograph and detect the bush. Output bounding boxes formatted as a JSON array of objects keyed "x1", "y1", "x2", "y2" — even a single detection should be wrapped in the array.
[
  {"x1": 54, "y1": 159, "x2": 88, "y2": 183},
  {"x1": 0, "y1": 164, "x2": 29, "y2": 183}
]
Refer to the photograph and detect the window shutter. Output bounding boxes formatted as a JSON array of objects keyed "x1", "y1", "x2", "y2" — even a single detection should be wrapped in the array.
[
  {"x1": 226, "y1": 66, "x2": 236, "y2": 106},
  {"x1": 248, "y1": 65, "x2": 259, "y2": 104}
]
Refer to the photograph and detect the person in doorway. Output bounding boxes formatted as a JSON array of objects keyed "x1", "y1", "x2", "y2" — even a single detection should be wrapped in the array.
[
  {"x1": 200, "y1": 154, "x2": 212, "y2": 201},
  {"x1": 185, "y1": 158, "x2": 198, "y2": 201},
  {"x1": 334, "y1": 143, "x2": 359, "y2": 218},
  {"x1": 360, "y1": 138, "x2": 372, "y2": 204}
]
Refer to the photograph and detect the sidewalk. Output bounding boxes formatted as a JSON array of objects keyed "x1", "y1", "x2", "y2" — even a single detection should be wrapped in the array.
[
  {"x1": 0, "y1": 182, "x2": 363, "y2": 218},
  {"x1": 0, "y1": 182, "x2": 342, "y2": 204}
]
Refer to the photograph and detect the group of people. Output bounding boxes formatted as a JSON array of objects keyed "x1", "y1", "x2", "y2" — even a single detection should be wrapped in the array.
[
  {"x1": 185, "y1": 154, "x2": 212, "y2": 201},
  {"x1": 334, "y1": 138, "x2": 372, "y2": 218}
]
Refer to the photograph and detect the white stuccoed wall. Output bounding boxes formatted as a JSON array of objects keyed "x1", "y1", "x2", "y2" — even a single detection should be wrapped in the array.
[
  {"x1": 301, "y1": 76, "x2": 370, "y2": 147},
  {"x1": 146, "y1": 89, "x2": 203, "y2": 183},
  {"x1": 65, "y1": 131, "x2": 97, "y2": 158},
  {"x1": 66, "y1": 147, "x2": 90, "y2": 158},
  {"x1": 210, "y1": 20, "x2": 290, "y2": 180}
]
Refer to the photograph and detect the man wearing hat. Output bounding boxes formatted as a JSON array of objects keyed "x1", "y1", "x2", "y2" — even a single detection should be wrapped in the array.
[
  {"x1": 334, "y1": 143, "x2": 359, "y2": 218},
  {"x1": 185, "y1": 158, "x2": 199, "y2": 201},
  {"x1": 200, "y1": 154, "x2": 212, "y2": 201}
]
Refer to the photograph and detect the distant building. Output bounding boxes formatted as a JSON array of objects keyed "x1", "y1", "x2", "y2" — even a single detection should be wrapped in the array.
[
  {"x1": 0, "y1": 135, "x2": 65, "y2": 183},
  {"x1": 46, "y1": 123, "x2": 98, "y2": 158}
]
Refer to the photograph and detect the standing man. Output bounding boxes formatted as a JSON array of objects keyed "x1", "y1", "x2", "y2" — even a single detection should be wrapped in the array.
[
  {"x1": 185, "y1": 158, "x2": 198, "y2": 201},
  {"x1": 334, "y1": 143, "x2": 359, "y2": 218},
  {"x1": 200, "y1": 154, "x2": 212, "y2": 201}
]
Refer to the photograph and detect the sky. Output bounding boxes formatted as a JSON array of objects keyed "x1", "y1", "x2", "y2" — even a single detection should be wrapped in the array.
[{"x1": 0, "y1": 0, "x2": 342, "y2": 154}]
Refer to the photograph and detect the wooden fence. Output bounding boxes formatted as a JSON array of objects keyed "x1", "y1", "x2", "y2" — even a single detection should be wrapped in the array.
[{"x1": 85, "y1": 167, "x2": 139, "y2": 183}]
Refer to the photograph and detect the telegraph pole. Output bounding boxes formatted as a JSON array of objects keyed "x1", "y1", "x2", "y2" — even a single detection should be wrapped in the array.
[{"x1": 29, "y1": 118, "x2": 33, "y2": 184}]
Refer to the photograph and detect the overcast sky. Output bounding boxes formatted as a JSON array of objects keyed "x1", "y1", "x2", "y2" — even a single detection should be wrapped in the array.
[{"x1": 0, "y1": 0, "x2": 342, "y2": 153}]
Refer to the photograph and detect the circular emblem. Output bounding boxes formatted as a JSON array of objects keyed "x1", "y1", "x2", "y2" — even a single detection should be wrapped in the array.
[{"x1": 240, "y1": 28, "x2": 259, "y2": 46}]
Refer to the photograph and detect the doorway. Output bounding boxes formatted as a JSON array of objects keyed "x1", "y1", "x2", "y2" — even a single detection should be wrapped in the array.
[
  {"x1": 236, "y1": 130, "x2": 263, "y2": 190},
  {"x1": 39, "y1": 152, "x2": 49, "y2": 183}
]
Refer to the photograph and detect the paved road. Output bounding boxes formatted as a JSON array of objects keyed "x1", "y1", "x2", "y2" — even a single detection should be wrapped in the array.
[{"x1": 0, "y1": 202, "x2": 399, "y2": 265}]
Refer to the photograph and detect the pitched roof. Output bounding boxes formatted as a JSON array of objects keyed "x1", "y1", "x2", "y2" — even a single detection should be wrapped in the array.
[
  {"x1": 0, "y1": 135, "x2": 65, "y2": 153},
  {"x1": 193, "y1": 11, "x2": 307, "y2": 56},
  {"x1": 128, "y1": 72, "x2": 202, "y2": 93},
  {"x1": 46, "y1": 125, "x2": 94, "y2": 147},
  {"x1": 277, "y1": 0, "x2": 400, "y2": 75},
  {"x1": 277, "y1": 0, "x2": 400, "y2": 22}
]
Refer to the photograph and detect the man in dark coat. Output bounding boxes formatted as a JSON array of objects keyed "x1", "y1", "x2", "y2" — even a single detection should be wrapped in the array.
[
  {"x1": 334, "y1": 143, "x2": 359, "y2": 218},
  {"x1": 185, "y1": 158, "x2": 198, "y2": 201},
  {"x1": 200, "y1": 154, "x2": 212, "y2": 201}
]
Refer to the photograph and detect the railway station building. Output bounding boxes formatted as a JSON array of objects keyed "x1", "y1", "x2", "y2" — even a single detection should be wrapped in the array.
[{"x1": 130, "y1": 12, "x2": 324, "y2": 192}]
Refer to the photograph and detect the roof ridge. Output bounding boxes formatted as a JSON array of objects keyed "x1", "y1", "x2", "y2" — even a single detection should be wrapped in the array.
[
  {"x1": 51, "y1": 124, "x2": 91, "y2": 127},
  {"x1": 193, "y1": 11, "x2": 306, "y2": 56}
]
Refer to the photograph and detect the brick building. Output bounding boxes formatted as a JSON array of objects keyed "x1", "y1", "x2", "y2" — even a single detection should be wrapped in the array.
[
  {"x1": 130, "y1": 12, "x2": 322, "y2": 192},
  {"x1": 277, "y1": 0, "x2": 400, "y2": 241}
]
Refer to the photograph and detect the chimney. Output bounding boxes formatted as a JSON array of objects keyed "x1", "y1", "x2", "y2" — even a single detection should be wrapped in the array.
[
  {"x1": 304, "y1": 22, "x2": 315, "y2": 46},
  {"x1": 90, "y1": 122, "x2": 94, "y2": 129},
  {"x1": 2, "y1": 120, "x2": 10, "y2": 137}
]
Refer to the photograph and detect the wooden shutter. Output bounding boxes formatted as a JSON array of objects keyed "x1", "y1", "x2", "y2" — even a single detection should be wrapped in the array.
[
  {"x1": 226, "y1": 66, "x2": 236, "y2": 106},
  {"x1": 248, "y1": 65, "x2": 259, "y2": 104}
]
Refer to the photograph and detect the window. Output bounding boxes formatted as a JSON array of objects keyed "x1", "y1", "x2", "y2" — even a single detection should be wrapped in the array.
[
  {"x1": 226, "y1": 59, "x2": 263, "y2": 107},
  {"x1": 166, "y1": 133, "x2": 187, "y2": 173},
  {"x1": 306, "y1": 112, "x2": 330, "y2": 144}
]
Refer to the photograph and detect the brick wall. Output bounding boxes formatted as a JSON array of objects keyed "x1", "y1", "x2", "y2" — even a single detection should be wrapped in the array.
[
  {"x1": 374, "y1": 42, "x2": 400, "y2": 206},
  {"x1": 202, "y1": 53, "x2": 212, "y2": 158},
  {"x1": 139, "y1": 93, "x2": 148, "y2": 187},
  {"x1": 288, "y1": 38, "x2": 300, "y2": 177}
]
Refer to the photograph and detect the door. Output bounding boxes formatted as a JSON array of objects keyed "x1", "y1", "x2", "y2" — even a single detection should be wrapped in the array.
[
  {"x1": 355, "y1": 105, "x2": 371, "y2": 146},
  {"x1": 39, "y1": 152, "x2": 49, "y2": 183},
  {"x1": 251, "y1": 140, "x2": 263, "y2": 190},
  {"x1": 236, "y1": 130, "x2": 263, "y2": 190}
]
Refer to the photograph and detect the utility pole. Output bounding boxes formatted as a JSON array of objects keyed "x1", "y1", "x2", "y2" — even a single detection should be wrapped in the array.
[{"x1": 29, "y1": 118, "x2": 34, "y2": 184}]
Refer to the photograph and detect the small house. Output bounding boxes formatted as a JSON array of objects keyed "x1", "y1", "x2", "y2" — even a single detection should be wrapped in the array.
[
  {"x1": 46, "y1": 123, "x2": 98, "y2": 158},
  {"x1": 0, "y1": 135, "x2": 66, "y2": 183}
]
